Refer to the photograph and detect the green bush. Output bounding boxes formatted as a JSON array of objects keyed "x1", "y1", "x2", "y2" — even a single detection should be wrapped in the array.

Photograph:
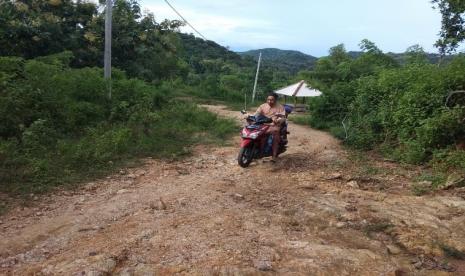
[
  {"x1": 431, "y1": 149, "x2": 465, "y2": 174},
  {"x1": 305, "y1": 41, "x2": 465, "y2": 172},
  {"x1": 0, "y1": 54, "x2": 237, "y2": 195}
]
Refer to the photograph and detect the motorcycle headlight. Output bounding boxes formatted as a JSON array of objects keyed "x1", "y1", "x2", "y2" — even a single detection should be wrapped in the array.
[
  {"x1": 241, "y1": 130, "x2": 259, "y2": 139},
  {"x1": 249, "y1": 132, "x2": 259, "y2": 139}
]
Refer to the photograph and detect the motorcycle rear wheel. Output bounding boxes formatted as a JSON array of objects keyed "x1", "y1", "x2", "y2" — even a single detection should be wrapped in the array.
[{"x1": 238, "y1": 146, "x2": 253, "y2": 168}]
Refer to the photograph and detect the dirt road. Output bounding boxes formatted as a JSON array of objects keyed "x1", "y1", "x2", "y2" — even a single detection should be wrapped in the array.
[{"x1": 1, "y1": 105, "x2": 465, "y2": 275}]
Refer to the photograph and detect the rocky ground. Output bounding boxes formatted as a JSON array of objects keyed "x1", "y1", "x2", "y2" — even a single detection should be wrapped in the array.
[{"x1": 1, "y1": 105, "x2": 465, "y2": 275}]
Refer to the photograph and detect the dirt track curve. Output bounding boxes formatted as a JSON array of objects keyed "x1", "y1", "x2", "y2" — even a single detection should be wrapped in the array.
[{"x1": 1, "y1": 105, "x2": 465, "y2": 275}]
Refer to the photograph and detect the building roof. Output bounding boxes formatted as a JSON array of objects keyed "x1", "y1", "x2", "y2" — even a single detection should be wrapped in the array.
[{"x1": 275, "y1": 80, "x2": 322, "y2": 97}]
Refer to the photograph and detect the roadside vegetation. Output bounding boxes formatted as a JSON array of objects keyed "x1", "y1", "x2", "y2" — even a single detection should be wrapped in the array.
[
  {"x1": 294, "y1": 41, "x2": 465, "y2": 181},
  {"x1": 0, "y1": 53, "x2": 237, "y2": 195}
]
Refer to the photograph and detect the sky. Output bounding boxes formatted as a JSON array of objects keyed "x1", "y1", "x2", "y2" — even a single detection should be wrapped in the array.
[{"x1": 137, "y1": 0, "x2": 445, "y2": 57}]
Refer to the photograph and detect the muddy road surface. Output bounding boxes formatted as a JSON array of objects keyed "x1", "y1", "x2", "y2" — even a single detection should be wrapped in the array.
[{"x1": 1, "y1": 105, "x2": 465, "y2": 275}]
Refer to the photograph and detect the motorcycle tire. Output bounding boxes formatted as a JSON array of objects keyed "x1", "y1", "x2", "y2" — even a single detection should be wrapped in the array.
[{"x1": 238, "y1": 146, "x2": 253, "y2": 168}]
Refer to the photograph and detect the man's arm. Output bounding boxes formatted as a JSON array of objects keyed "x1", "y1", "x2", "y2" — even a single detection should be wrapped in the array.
[
  {"x1": 255, "y1": 105, "x2": 263, "y2": 116},
  {"x1": 276, "y1": 105, "x2": 286, "y2": 117},
  {"x1": 273, "y1": 106, "x2": 286, "y2": 125}
]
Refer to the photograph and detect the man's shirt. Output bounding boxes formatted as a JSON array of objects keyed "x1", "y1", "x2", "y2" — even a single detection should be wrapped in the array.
[{"x1": 255, "y1": 103, "x2": 285, "y2": 118}]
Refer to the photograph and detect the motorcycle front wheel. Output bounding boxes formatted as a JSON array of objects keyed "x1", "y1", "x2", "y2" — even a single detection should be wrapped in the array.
[{"x1": 238, "y1": 146, "x2": 254, "y2": 168}]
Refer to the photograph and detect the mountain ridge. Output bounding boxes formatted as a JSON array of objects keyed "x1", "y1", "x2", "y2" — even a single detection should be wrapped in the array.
[
  {"x1": 238, "y1": 48, "x2": 454, "y2": 71},
  {"x1": 237, "y1": 48, "x2": 318, "y2": 74}
]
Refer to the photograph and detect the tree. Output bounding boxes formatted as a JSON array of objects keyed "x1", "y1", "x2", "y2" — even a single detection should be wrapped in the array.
[
  {"x1": 359, "y1": 39, "x2": 382, "y2": 54},
  {"x1": 432, "y1": 0, "x2": 465, "y2": 54},
  {"x1": 0, "y1": 0, "x2": 97, "y2": 59},
  {"x1": 405, "y1": 44, "x2": 428, "y2": 65},
  {"x1": 329, "y1": 44, "x2": 350, "y2": 65}
]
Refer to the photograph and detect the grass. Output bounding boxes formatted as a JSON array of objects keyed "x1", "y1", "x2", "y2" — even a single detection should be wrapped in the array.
[
  {"x1": 288, "y1": 114, "x2": 312, "y2": 125},
  {"x1": 410, "y1": 172, "x2": 447, "y2": 196},
  {"x1": 0, "y1": 101, "x2": 238, "y2": 196},
  {"x1": 415, "y1": 172, "x2": 447, "y2": 188},
  {"x1": 363, "y1": 221, "x2": 394, "y2": 236},
  {"x1": 345, "y1": 149, "x2": 383, "y2": 177},
  {"x1": 187, "y1": 94, "x2": 260, "y2": 112},
  {"x1": 440, "y1": 243, "x2": 465, "y2": 260},
  {"x1": 411, "y1": 183, "x2": 432, "y2": 196},
  {"x1": 0, "y1": 202, "x2": 7, "y2": 216},
  {"x1": 360, "y1": 165, "x2": 381, "y2": 176}
]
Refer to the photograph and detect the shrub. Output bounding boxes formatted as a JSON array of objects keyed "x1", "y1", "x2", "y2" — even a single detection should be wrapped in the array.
[
  {"x1": 0, "y1": 54, "x2": 237, "y2": 195},
  {"x1": 306, "y1": 43, "x2": 465, "y2": 173}
]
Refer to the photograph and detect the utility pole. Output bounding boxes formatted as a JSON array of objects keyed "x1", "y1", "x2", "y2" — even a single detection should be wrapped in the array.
[
  {"x1": 104, "y1": 0, "x2": 113, "y2": 99},
  {"x1": 252, "y1": 52, "x2": 262, "y2": 103}
]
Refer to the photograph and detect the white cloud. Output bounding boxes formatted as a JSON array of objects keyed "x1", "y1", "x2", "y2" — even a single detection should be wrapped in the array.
[
  {"x1": 142, "y1": 2, "x2": 277, "y2": 46},
  {"x1": 93, "y1": 0, "x2": 444, "y2": 55}
]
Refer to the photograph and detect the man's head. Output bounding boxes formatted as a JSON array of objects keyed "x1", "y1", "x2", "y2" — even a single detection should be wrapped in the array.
[{"x1": 266, "y1": 92, "x2": 279, "y2": 107}]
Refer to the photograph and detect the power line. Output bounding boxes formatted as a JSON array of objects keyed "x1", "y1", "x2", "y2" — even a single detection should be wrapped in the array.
[{"x1": 163, "y1": 0, "x2": 208, "y2": 40}]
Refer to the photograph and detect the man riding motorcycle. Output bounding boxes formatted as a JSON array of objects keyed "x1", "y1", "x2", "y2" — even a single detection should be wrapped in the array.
[{"x1": 254, "y1": 92, "x2": 286, "y2": 162}]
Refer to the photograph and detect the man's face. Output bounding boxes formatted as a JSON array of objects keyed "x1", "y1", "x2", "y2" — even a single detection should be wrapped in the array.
[{"x1": 266, "y1": 96, "x2": 276, "y2": 107}]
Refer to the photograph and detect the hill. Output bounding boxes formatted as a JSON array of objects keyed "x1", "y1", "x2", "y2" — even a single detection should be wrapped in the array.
[
  {"x1": 237, "y1": 48, "x2": 318, "y2": 74},
  {"x1": 179, "y1": 33, "x2": 250, "y2": 67},
  {"x1": 348, "y1": 51, "x2": 456, "y2": 64}
]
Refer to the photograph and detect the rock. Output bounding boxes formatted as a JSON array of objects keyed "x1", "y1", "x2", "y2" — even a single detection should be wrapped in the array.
[
  {"x1": 150, "y1": 198, "x2": 167, "y2": 210},
  {"x1": 177, "y1": 198, "x2": 187, "y2": 207},
  {"x1": 387, "y1": 245, "x2": 402, "y2": 255},
  {"x1": 373, "y1": 194, "x2": 387, "y2": 202},
  {"x1": 417, "y1": 180, "x2": 432, "y2": 187},
  {"x1": 232, "y1": 193, "x2": 244, "y2": 200},
  {"x1": 35, "y1": 212, "x2": 43, "y2": 216},
  {"x1": 94, "y1": 257, "x2": 117, "y2": 274},
  {"x1": 86, "y1": 270, "x2": 104, "y2": 276},
  {"x1": 118, "y1": 267, "x2": 135, "y2": 276},
  {"x1": 159, "y1": 198, "x2": 167, "y2": 210},
  {"x1": 345, "y1": 205, "x2": 357, "y2": 212},
  {"x1": 127, "y1": 174, "x2": 136, "y2": 179},
  {"x1": 78, "y1": 227, "x2": 97, "y2": 232},
  {"x1": 347, "y1": 180, "x2": 359, "y2": 189},
  {"x1": 255, "y1": 260, "x2": 272, "y2": 271},
  {"x1": 132, "y1": 263, "x2": 155, "y2": 275},
  {"x1": 413, "y1": 261, "x2": 422, "y2": 269},
  {"x1": 119, "y1": 170, "x2": 126, "y2": 175},
  {"x1": 336, "y1": 222, "x2": 346, "y2": 228},
  {"x1": 117, "y1": 189, "x2": 129, "y2": 194},
  {"x1": 176, "y1": 169, "x2": 189, "y2": 175},
  {"x1": 325, "y1": 173, "x2": 342, "y2": 180},
  {"x1": 393, "y1": 269, "x2": 406, "y2": 276},
  {"x1": 440, "y1": 173, "x2": 465, "y2": 190},
  {"x1": 298, "y1": 184, "x2": 316, "y2": 190},
  {"x1": 89, "y1": 251, "x2": 98, "y2": 256}
]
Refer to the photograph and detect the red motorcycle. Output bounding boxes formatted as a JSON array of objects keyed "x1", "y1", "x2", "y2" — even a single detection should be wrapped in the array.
[{"x1": 237, "y1": 113, "x2": 289, "y2": 167}]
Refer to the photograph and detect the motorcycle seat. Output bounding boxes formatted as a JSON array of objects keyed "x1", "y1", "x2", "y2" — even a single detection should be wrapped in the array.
[{"x1": 246, "y1": 125, "x2": 262, "y2": 130}]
